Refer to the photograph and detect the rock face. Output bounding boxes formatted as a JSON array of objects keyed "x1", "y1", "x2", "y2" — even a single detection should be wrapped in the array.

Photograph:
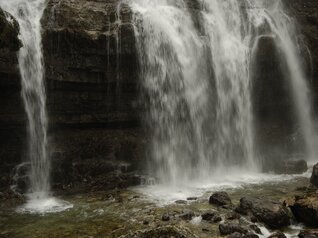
[
  {"x1": 311, "y1": 163, "x2": 318, "y2": 187},
  {"x1": 0, "y1": 9, "x2": 24, "y2": 191},
  {"x1": 1, "y1": 0, "x2": 318, "y2": 193},
  {"x1": 290, "y1": 195, "x2": 318, "y2": 227},
  {"x1": 41, "y1": 0, "x2": 144, "y2": 192},
  {"x1": 0, "y1": 9, "x2": 21, "y2": 51},
  {"x1": 236, "y1": 197, "x2": 290, "y2": 229},
  {"x1": 263, "y1": 159, "x2": 308, "y2": 175}
]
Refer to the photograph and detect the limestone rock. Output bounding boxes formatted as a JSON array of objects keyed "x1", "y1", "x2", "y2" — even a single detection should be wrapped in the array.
[
  {"x1": 236, "y1": 197, "x2": 290, "y2": 229},
  {"x1": 310, "y1": 163, "x2": 318, "y2": 187},
  {"x1": 209, "y1": 191, "x2": 232, "y2": 206},
  {"x1": 290, "y1": 195, "x2": 318, "y2": 226}
]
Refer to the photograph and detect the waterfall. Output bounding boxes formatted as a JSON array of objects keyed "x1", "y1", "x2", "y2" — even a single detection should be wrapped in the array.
[
  {"x1": 0, "y1": 0, "x2": 72, "y2": 213},
  {"x1": 249, "y1": 0, "x2": 317, "y2": 161},
  {"x1": 127, "y1": 0, "x2": 317, "y2": 185},
  {"x1": 0, "y1": 0, "x2": 49, "y2": 197}
]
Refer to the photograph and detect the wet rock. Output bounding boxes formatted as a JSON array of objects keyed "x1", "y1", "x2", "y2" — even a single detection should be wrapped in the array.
[
  {"x1": 243, "y1": 233, "x2": 259, "y2": 238},
  {"x1": 213, "y1": 215, "x2": 222, "y2": 223},
  {"x1": 290, "y1": 195, "x2": 318, "y2": 226},
  {"x1": 226, "y1": 212, "x2": 241, "y2": 220},
  {"x1": 249, "y1": 225, "x2": 262, "y2": 235},
  {"x1": 209, "y1": 191, "x2": 232, "y2": 206},
  {"x1": 268, "y1": 160, "x2": 308, "y2": 175},
  {"x1": 219, "y1": 223, "x2": 248, "y2": 236},
  {"x1": 245, "y1": 234, "x2": 259, "y2": 238},
  {"x1": 310, "y1": 163, "x2": 318, "y2": 187},
  {"x1": 236, "y1": 197, "x2": 290, "y2": 228},
  {"x1": 143, "y1": 220, "x2": 149, "y2": 225},
  {"x1": 119, "y1": 225, "x2": 197, "y2": 238},
  {"x1": 162, "y1": 213, "x2": 170, "y2": 222},
  {"x1": 298, "y1": 230, "x2": 318, "y2": 238},
  {"x1": 228, "y1": 232, "x2": 243, "y2": 238},
  {"x1": 250, "y1": 216, "x2": 258, "y2": 223},
  {"x1": 175, "y1": 200, "x2": 188, "y2": 205},
  {"x1": 0, "y1": 9, "x2": 21, "y2": 51},
  {"x1": 187, "y1": 197, "x2": 197, "y2": 201},
  {"x1": 179, "y1": 210, "x2": 195, "y2": 221},
  {"x1": 201, "y1": 210, "x2": 216, "y2": 221},
  {"x1": 268, "y1": 232, "x2": 287, "y2": 238}
]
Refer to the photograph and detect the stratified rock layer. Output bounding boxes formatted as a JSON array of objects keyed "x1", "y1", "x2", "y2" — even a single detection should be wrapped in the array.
[{"x1": 0, "y1": 0, "x2": 318, "y2": 192}]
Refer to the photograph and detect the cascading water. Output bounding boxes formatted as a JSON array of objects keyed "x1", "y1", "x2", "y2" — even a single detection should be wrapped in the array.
[
  {"x1": 247, "y1": 0, "x2": 317, "y2": 161},
  {"x1": 127, "y1": 0, "x2": 317, "y2": 187},
  {"x1": 129, "y1": 0, "x2": 217, "y2": 184},
  {"x1": 0, "y1": 0, "x2": 72, "y2": 213}
]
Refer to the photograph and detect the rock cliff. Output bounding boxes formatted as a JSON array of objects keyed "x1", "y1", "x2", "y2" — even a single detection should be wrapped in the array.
[{"x1": 0, "y1": 0, "x2": 318, "y2": 192}]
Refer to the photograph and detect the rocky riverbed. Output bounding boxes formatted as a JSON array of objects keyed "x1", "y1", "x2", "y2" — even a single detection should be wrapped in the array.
[{"x1": 1, "y1": 165, "x2": 317, "y2": 238}]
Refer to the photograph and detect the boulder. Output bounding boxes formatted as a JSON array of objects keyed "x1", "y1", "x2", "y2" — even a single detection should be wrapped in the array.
[
  {"x1": 268, "y1": 232, "x2": 287, "y2": 238},
  {"x1": 201, "y1": 210, "x2": 216, "y2": 221},
  {"x1": 179, "y1": 210, "x2": 195, "y2": 221},
  {"x1": 226, "y1": 212, "x2": 241, "y2": 220},
  {"x1": 209, "y1": 191, "x2": 232, "y2": 206},
  {"x1": 249, "y1": 225, "x2": 262, "y2": 235},
  {"x1": 236, "y1": 197, "x2": 290, "y2": 229},
  {"x1": 228, "y1": 232, "x2": 243, "y2": 238},
  {"x1": 298, "y1": 230, "x2": 318, "y2": 238},
  {"x1": 219, "y1": 223, "x2": 248, "y2": 236},
  {"x1": 290, "y1": 195, "x2": 318, "y2": 227},
  {"x1": 243, "y1": 233, "x2": 259, "y2": 238},
  {"x1": 310, "y1": 163, "x2": 318, "y2": 187}
]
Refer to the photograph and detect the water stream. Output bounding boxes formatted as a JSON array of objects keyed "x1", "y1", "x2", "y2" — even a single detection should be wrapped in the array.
[
  {"x1": 0, "y1": 0, "x2": 71, "y2": 214},
  {"x1": 127, "y1": 0, "x2": 317, "y2": 185}
]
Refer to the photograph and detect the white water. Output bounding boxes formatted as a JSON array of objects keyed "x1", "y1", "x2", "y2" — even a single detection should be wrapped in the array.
[
  {"x1": 127, "y1": 0, "x2": 317, "y2": 185},
  {"x1": 0, "y1": 0, "x2": 71, "y2": 213},
  {"x1": 134, "y1": 170, "x2": 310, "y2": 205},
  {"x1": 249, "y1": 0, "x2": 317, "y2": 161}
]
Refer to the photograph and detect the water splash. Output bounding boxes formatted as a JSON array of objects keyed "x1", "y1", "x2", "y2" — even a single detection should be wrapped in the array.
[
  {"x1": 127, "y1": 0, "x2": 317, "y2": 185},
  {"x1": 0, "y1": 0, "x2": 71, "y2": 213}
]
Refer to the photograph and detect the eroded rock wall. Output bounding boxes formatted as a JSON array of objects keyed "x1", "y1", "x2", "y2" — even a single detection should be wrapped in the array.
[
  {"x1": 0, "y1": 9, "x2": 25, "y2": 190},
  {"x1": 42, "y1": 0, "x2": 145, "y2": 192},
  {"x1": 0, "y1": 0, "x2": 318, "y2": 192}
]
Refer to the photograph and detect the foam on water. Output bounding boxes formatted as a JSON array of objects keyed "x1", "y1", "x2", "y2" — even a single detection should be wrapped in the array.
[
  {"x1": 17, "y1": 193, "x2": 73, "y2": 214},
  {"x1": 134, "y1": 170, "x2": 310, "y2": 205}
]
